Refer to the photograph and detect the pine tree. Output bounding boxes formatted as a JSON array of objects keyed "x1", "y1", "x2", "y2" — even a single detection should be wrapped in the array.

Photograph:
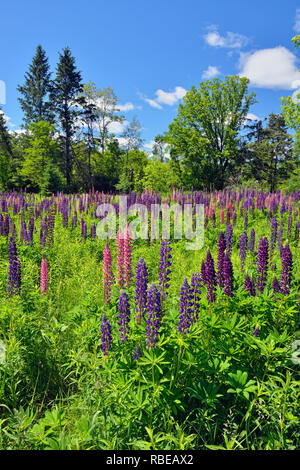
[
  {"x1": 17, "y1": 45, "x2": 53, "y2": 125},
  {"x1": 244, "y1": 114, "x2": 296, "y2": 191},
  {"x1": 0, "y1": 108, "x2": 13, "y2": 189},
  {"x1": 51, "y1": 47, "x2": 84, "y2": 187},
  {"x1": 0, "y1": 108, "x2": 12, "y2": 156}
]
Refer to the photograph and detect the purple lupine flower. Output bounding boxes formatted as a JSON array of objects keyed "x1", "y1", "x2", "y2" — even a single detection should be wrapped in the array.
[
  {"x1": 178, "y1": 278, "x2": 192, "y2": 334},
  {"x1": 101, "y1": 315, "x2": 112, "y2": 355},
  {"x1": 189, "y1": 273, "x2": 201, "y2": 324},
  {"x1": 225, "y1": 224, "x2": 233, "y2": 257},
  {"x1": 8, "y1": 237, "x2": 21, "y2": 297},
  {"x1": 146, "y1": 283, "x2": 162, "y2": 349},
  {"x1": 244, "y1": 212, "x2": 248, "y2": 231},
  {"x1": 223, "y1": 254, "x2": 234, "y2": 297},
  {"x1": 133, "y1": 345, "x2": 142, "y2": 360},
  {"x1": 91, "y1": 223, "x2": 96, "y2": 239},
  {"x1": 118, "y1": 291, "x2": 131, "y2": 343},
  {"x1": 135, "y1": 257, "x2": 148, "y2": 324},
  {"x1": 205, "y1": 250, "x2": 217, "y2": 303},
  {"x1": 272, "y1": 276, "x2": 281, "y2": 294},
  {"x1": 158, "y1": 240, "x2": 172, "y2": 300},
  {"x1": 280, "y1": 243, "x2": 293, "y2": 295},
  {"x1": 256, "y1": 237, "x2": 269, "y2": 293},
  {"x1": 244, "y1": 274, "x2": 256, "y2": 297},
  {"x1": 270, "y1": 217, "x2": 277, "y2": 256},
  {"x1": 278, "y1": 223, "x2": 283, "y2": 251},
  {"x1": 82, "y1": 222, "x2": 87, "y2": 242},
  {"x1": 253, "y1": 326, "x2": 259, "y2": 337},
  {"x1": 239, "y1": 232, "x2": 248, "y2": 270},
  {"x1": 217, "y1": 231, "x2": 226, "y2": 288},
  {"x1": 249, "y1": 228, "x2": 255, "y2": 253}
]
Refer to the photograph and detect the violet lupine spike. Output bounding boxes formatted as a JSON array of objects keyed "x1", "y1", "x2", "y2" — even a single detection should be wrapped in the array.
[
  {"x1": 40, "y1": 254, "x2": 48, "y2": 295},
  {"x1": 223, "y1": 254, "x2": 234, "y2": 297},
  {"x1": 217, "y1": 231, "x2": 226, "y2": 287},
  {"x1": 102, "y1": 243, "x2": 113, "y2": 303},
  {"x1": 146, "y1": 283, "x2": 162, "y2": 350},
  {"x1": 249, "y1": 228, "x2": 255, "y2": 253},
  {"x1": 189, "y1": 273, "x2": 202, "y2": 324},
  {"x1": 244, "y1": 274, "x2": 256, "y2": 297},
  {"x1": 256, "y1": 237, "x2": 269, "y2": 293},
  {"x1": 133, "y1": 345, "x2": 142, "y2": 360},
  {"x1": 225, "y1": 224, "x2": 233, "y2": 257},
  {"x1": 158, "y1": 240, "x2": 172, "y2": 301},
  {"x1": 118, "y1": 291, "x2": 131, "y2": 344},
  {"x1": 253, "y1": 326, "x2": 259, "y2": 337},
  {"x1": 280, "y1": 243, "x2": 293, "y2": 295},
  {"x1": 178, "y1": 278, "x2": 192, "y2": 334},
  {"x1": 270, "y1": 217, "x2": 277, "y2": 257},
  {"x1": 135, "y1": 257, "x2": 148, "y2": 325},
  {"x1": 287, "y1": 214, "x2": 293, "y2": 242},
  {"x1": 8, "y1": 237, "x2": 21, "y2": 297},
  {"x1": 91, "y1": 223, "x2": 96, "y2": 239},
  {"x1": 205, "y1": 250, "x2": 217, "y2": 303},
  {"x1": 100, "y1": 315, "x2": 112, "y2": 356},
  {"x1": 272, "y1": 276, "x2": 281, "y2": 294},
  {"x1": 239, "y1": 232, "x2": 248, "y2": 270}
]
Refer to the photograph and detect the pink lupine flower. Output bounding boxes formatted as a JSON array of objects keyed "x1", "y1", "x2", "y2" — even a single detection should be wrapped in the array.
[
  {"x1": 103, "y1": 242, "x2": 113, "y2": 303},
  {"x1": 123, "y1": 224, "x2": 132, "y2": 288},
  {"x1": 117, "y1": 229, "x2": 125, "y2": 288},
  {"x1": 220, "y1": 208, "x2": 224, "y2": 225},
  {"x1": 41, "y1": 254, "x2": 48, "y2": 295}
]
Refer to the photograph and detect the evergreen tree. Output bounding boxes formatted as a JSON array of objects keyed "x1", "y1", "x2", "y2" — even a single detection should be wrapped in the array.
[
  {"x1": 0, "y1": 109, "x2": 13, "y2": 189},
  {"x1": 244, "y1": 114, "x2": 296, "y2": 191},
  {"x1": 51, "y1": 47, "x2": 84, "y2": 188},
  {"x1": 17, "y1": 45, "x2": 53, "y2": 125}
]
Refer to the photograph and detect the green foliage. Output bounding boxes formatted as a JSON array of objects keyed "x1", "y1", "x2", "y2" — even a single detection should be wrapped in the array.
[{"x1": 166, "y1": 76, "x2": 256, "y2": 189}]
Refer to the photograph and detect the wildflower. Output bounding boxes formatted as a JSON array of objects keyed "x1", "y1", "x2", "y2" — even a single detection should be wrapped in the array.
[
  {"x1": 244, "y1": 274, "x2": 256, "y2": 297},
  {"x1": 116, "y1": 229, "x2": 125, "y2": 289},
  {"x1": 146, "y1": 283, "x2": 162, "y2": 349},
  {"x1": 217, "y1": 231, "x2": 226, "y2": 287},
  {"x1": 123, "y1": 224, "x2": 132, "y2": 288},
  {"x1": 178, "y1": 278, "x2": 192, "y2": 334},
  {"x1": 205, "y1": 250, "x2": 217, "y2": 303},
  {"x1": 118, "y1": 292, "x2": 131, "y2": 343},
  {"x1": 8, "y1": 237, "x2": 21, "y2": 297},
  {"x1": 40, "y1": 254, "x2": 48, "y2": 295},
  {"x1": 135, "y1": 257, "x2": 148, "y2": 324},
  {"x1": 225, "y1": 224, "x2": 233, "y2": 257},
  {"x1": 189, "y1": 273, "x2": 202, "y2": 323},
  {"x1": 257, "y1": 237, "x2": 269, "y2": 292},
  {"x1": 100, "y1": 315, "x2": 112, "y2": 356},
  {"x1": 249, "y1": 228, "x2": 255, "y2": 253},
  {"x1": 133, "y1": 345, "x2": 142, "y2": 360},
  {"x1": 159, "y1": 240, "x2": 172, "y2": 301},
  {"x1": 280, "y1": 243, "x2": 293, "y2": 295},
  {"x1": 239, "y1": 232, "x2": 248, "y2": 270},
  {"x1": 223, "y1": 254, "x2": 234, "y2": 297},
  {"x1": 102, "y1": 243, "x2": 113, "y2": 303}
]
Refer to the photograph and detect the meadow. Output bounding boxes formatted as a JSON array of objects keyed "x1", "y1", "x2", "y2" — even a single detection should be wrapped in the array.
[{"x1": 0, "y1": 187, "x2": 299, "y2": 450}]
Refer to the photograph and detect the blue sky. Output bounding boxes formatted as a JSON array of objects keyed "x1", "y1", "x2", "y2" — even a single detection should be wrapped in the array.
[{"x1": 1, "y1": 0, "x2": 300, "y2": 151}]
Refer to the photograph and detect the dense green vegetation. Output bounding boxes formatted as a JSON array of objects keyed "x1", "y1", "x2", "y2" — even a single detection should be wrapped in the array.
[{"x1": 0, "y1": 188, "x2": 299, "y2": 450}]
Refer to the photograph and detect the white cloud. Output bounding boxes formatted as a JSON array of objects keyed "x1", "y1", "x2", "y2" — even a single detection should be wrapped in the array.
[
  {"x1": 245, "y1": 113, "x2": 260, "y2": 121},
  {"x1": 239, "y1": 46, "x2": 300, "y2": 89},
  {"x1": 107, "y1": 120, "x2": 128, "y2": 134},
  {"x1": 0, "y1": 109, "x2": 15, "y2": 128},
  {"x1": 143, "y1": 86, "x2": 187, "y2": 109},
  {"x1": 144, "y1": 98, "x2": 163, "y2": 109},
  {"x1": 294, "y1": 8, "x2": 300, "y2": 32},
  {"x1": 118, "y1": 102, "x2": 135, "y2": 112},
  {"x1": 204, "y1": 26, "x2": 250, "y2": 49},
  {"x1": 202, "y1": 65, "x2": 220, "y2": 79}
]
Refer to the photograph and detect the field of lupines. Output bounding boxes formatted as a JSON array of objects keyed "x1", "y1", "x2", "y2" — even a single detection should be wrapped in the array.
[{"x1": 0, "y1": 188, "x2": 299, "y2": 450}]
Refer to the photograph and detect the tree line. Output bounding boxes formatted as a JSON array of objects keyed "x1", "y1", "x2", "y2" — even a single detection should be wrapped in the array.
[{"x1": 0, "y1": 41, "x2": 299, "y2": 194}]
